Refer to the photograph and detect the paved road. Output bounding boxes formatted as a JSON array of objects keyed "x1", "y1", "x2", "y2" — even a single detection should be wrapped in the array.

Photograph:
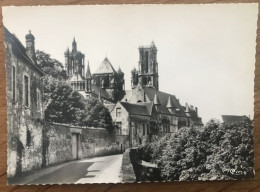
[{"x1": 27, "y1": 154, "x2": 123, "y2": 184}]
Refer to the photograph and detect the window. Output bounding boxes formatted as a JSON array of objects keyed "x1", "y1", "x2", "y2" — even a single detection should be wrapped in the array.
[
  {"x1": 24, "y1": 75, "x2": 29, "y2": 107},
  {"x1": 36, "y1": 89, "x2": 41, "y2": 111},
  {"x1": 12, "y1": 66, "x2": 16, "y2": 101},
  {"x1": 116, "y1": 122, "x2": 122, "y2": 135},
  {"x1": 116, "y1": 107, "x2": 121, "y2": 117},
  {"x1": 104, "y1": 75, "x2": 109, "y2": 88},
  {"x1": 143, "y1": 124, "x2": 146, "y2": 136},
  {"x1": 144, "y1": 51, "x2": 149, "y2": 73}
]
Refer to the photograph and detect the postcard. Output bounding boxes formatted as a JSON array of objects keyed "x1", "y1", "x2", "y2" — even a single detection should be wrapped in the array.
[{"x1": 3, "y1": 4, "x2": 258, "y2": 184}]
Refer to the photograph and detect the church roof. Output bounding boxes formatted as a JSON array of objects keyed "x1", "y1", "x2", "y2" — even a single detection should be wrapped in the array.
[{"x1": 93, "y1": 57, "x2": 117, "y2": 75}]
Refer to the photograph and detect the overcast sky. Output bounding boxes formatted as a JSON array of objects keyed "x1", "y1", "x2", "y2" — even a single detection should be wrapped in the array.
[{"x1": 2, "y1": 4, "x2": 258, "y2": 123}]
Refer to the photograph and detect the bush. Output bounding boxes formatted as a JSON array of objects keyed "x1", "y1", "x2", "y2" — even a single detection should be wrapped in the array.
[{"x1": 139, "y1": 117, "x2": 254, "y2": 181}]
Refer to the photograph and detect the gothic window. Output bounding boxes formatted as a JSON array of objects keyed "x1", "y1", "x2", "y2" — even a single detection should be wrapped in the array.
[
  {"x1": 26, "y1": 129, "x2": 31, "y2": 146},
  {"x1": 96, "y1": 77, "x2": 100, "y2": 86},
  {"x1": 144, "y1": 51, "x2": 149, "y2": 73},
  {"x1": 24, "y1": 75, "x2": 29, "y2": 107},
  {"x1": 12, "y1": 66, "x2": 16, "y2": 101},
  {"x1": 142, "y1": 77, "x2": 147, "y2": 85},
  {"x1": 116, "y1": 107, "x2": 121, "y2": 117},
  {"x1": 104, "y1": 75, "x2": 109, "y2": 88}
]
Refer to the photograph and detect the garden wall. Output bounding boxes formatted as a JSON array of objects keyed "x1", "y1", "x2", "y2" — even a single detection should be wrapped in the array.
[{"x1": 43, "y1": 123, "x2": 120, "y2": 166}]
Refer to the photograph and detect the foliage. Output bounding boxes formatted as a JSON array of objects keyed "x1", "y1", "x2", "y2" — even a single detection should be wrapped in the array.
[
  {"x1": 79, "y1": 98, "x2": 114, "y2": 133},
  {"x1": 44, "y1": 80, "x2": 85, "y2": 124},
  {"x1": 142, "y1": 117, "x2": 254, "y2": 181},
  {"x1": 36, "y1": 50, "x2": 67, "y2": 80}
]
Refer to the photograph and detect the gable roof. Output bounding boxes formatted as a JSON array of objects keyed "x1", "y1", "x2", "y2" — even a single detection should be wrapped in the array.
[
  {"x1": 143, "y1": 87, "x2": 187, "y2": 117},
  {"x1": 120, "y1": 102, "x2": 152, "y2": 116},
  {"x1": 93, "y1": 57, "x2": 117, "y2": 75},
  {"x1": 222, "y1": 115, "x2": 246, "y2": 123},
  {"x1": 4, "y1": 27, "x2": 44, "y2": 76}
]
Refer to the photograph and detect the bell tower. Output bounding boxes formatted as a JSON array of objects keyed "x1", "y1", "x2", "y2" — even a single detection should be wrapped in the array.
[{"x1": 138, "y1": 41, "x2": 159, "y2": 90}]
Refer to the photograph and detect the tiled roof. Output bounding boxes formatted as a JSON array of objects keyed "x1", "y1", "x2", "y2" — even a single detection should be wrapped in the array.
[
  {"x1": 120, "y1": 102, "x2": 152, "y2": 116},
  {"x1": 222, "y1": 115, "x2": 246, "y2": 123},
  {"x1": 4, "y1": 27, "x2": 44, "y2": 76},
  {"x1": 143, "y1": 87, "x2": 187, "y2": 117},
  {"x1": 93, "y1": 57, "x2": 116, "y2": 75}
]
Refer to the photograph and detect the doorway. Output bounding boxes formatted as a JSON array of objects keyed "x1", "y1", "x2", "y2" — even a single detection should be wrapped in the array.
[{"x1": 72, "y1": 133, "x2": 79, "y2": 160}]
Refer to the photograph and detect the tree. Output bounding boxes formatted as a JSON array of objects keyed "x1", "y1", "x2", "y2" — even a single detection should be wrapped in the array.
[
  {"x1": 44, "y1": 80, "x2": 85, "y2": 124},
  {"x1": 36, "y1": 50, "x2": 67, "y2": 80},
  {"x1": 146, "y1": 117, "x2": 254, "y2": 181},
  {"x1": 80, "y1": 98, "x2": 114, "y2": 133}
]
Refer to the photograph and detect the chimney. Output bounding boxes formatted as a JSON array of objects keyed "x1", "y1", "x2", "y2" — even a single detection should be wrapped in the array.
[
  {"x1": 195, "y1": 107, "x2": 198, "y2": 115},
  {"x1": 25, "y1": 30, "x2": 36, "y2": 63}
]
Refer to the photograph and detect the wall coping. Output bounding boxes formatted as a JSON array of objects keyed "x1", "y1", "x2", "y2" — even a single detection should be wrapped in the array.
[{"x1": 49, "y1": 122, "x2": 107, "y2": 131}]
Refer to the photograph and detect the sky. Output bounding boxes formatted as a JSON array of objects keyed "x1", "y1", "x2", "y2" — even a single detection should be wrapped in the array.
[{"x1": 2, "y1": 4, "x2": 258, "y2": 123}]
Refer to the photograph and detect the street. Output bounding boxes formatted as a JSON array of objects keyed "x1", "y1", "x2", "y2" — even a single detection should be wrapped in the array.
[{"x1": 25, "y1": 154, "x2": 123, "y2": 184}]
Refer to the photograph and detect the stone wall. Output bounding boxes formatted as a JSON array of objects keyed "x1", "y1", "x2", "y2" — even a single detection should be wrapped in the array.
[
  {"x1": 5, "y1": 36, "x2": 44, "y2": 179},
  {"x1": 44, "y1": 123, "x2": 120, "y2": 166}
]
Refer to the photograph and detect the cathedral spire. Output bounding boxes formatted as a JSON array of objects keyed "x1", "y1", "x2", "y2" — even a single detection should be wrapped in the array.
[
  {"x1": 86, "y1": 61, "x2": 91, "y2": 79},
  {"x1": 72, "y1": 37, "x2": 77, "y2": 51}
]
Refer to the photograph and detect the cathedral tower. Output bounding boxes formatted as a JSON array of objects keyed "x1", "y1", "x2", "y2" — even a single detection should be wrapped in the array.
[
  {"x1": 64, "y1": 38, "x2": 85, "y2": 78},
  {"x1": 137, "y1": 41, "x2": 159, "y2": 90}
]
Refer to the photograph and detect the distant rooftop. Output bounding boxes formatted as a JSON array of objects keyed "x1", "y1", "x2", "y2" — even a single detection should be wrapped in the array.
[{"x1": 222, "y1": 115, "x2": 247, "y2": 123}]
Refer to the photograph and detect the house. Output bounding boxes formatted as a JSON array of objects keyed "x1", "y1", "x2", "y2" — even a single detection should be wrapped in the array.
[
  {"x1": 4, "y1": 27, "x2": 45, "y2": 179},
  {"x1": 110, "y1": 101, "x2": 154, "y2": 148}
]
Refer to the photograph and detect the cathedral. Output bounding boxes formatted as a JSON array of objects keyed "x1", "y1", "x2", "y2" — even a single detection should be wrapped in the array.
[
  {"x1": 64, "y1": 39, "x2": 203, "y2": 148},
  {"x1": 64, "y1": 38, "x2": 125, "y2": 103}
]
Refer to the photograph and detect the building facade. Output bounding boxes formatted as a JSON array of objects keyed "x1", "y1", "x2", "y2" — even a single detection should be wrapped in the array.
[{"x1": 5, "y1": 27, "x2": 45, "y2": 179}]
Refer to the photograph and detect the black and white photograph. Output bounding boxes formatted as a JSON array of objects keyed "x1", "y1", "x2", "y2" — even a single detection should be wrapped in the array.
[{"x1": 3, "y1": 4, "x2": 258, "y2": 184}]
